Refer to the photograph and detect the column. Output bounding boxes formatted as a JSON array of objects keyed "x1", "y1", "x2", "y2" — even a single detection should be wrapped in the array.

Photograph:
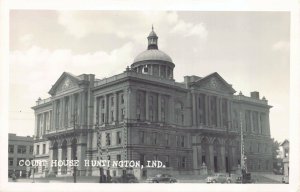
[
  {"x1": 220, "y1": 98, "x2": 223, "y2": 128},
  {"x1": 77, "y1": 143, "x2": 87, "y2": 176},
  {"x1": 124, "y1": 89, "x2": 129, "y2": 120},
  {"x1": 57, "y1": 147, "x2": 62, "y2": 175},
  {"x1": 61, "y1": 98, "x2": 65, "y2": 129},
  {"x1": 216, "y1": 97, "x2": 220, "y2": 128},
  {"x1": 258, "y1": 112, "x2": 261, "y2": 134},
  {"x1": 145, "y1": 91, "x2": 149, "y2": 121},
  {"x1": 105, "y1": 94, "x2": 109, "y2": 123},
  {"x1": 220, "y1": 145, "x2": 226, "y2": 172},
  {"x1": 114, "y1": 92, "x2": 118, "y2": 122},
  {"x1": 158, "y1": 93, "x2": 161, "y2": 122},
  {"x1": 205, "y1": 95, "x2": 209, "y2": 126},
  {"x1": 48, "y1": 147, "x2": 53, "y2": 173},
  {"x1": 208, "y1": 144, "x2": 214, "y2": 173},
  {"x1": 51, "y1": 102, "x2": 55, "y2": 131},
  {"x1": 158, "y1": 65, "x2": 161, "y2": 77},
  {"x1": 150, "y1": 65, "x2": 153, "y2": 75},
  {"x1": 165, "y1": 66, "x2": 168, "y2": 78},
  {"x1": 169, "y1": 95, "x2": 174, "y2": 124},
  {"x1": 250, "y1": 111, "x2": 253, "y2": 133},
  {"x1": 227, "y1": 100, "x2": 231, "y2": 129},
  {"x1": 67, "y1": 145, "x2": 72, "y2": 175},
  {"x1": 192, "y1": 93, "x2": 197, "y2": 126},
  {"x1": 208, "y1": 96, "x2": 211, "y2": 126},
  {"x1": 192, "y1": 136, "x2": 198, "y2": 170}
]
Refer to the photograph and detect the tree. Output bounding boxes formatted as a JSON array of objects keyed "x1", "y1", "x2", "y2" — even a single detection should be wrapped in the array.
[{"x1": 271, "y1": 138, "x2": 281, "y2": 171}]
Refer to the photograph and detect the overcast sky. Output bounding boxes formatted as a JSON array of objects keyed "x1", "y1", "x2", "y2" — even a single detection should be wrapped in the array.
[{"x1": 9, "y1": 10, "x2": 290, "y2": 142}]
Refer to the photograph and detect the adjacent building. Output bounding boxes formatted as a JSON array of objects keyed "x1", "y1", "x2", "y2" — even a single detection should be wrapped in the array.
[
  {"x1": 281, "y1": 140, "x2": 289, "y2": 177},
  {"x1": 8, "y1": 133, "x2": 34, "y2": 177},
  {"x1": 31, "y1": 28, "x2": 273, "y2": 178}
]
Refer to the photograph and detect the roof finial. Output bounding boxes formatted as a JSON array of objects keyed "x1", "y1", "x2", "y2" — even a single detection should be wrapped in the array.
[{"x1": 152, "y1": 24, "x2": 154, "y2": 31}]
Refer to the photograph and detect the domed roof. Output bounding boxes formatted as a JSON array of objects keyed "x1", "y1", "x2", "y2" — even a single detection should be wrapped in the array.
[{"x1": 133, "y1": 49, "x2": 173, "y2": 63}]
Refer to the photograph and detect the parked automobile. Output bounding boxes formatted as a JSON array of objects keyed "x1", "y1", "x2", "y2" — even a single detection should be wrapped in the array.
[
  {"x1": 111, "y1": 173, "x2": 139, "y2": 183},
  {"x1": 146, "y1": 174, "x2": 177, "y2": 183},
  {"x1": 226, "y1": 174, "x2": 242, "y2": 183},
  {"x1": 282, "y1": 175, "x2": 289, "y2": 184},
  {"x1": 206, "y1": 173, "x2": 231, "y2": 183}
]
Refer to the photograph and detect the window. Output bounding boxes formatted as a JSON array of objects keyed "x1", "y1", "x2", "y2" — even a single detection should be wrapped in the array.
[
  {"x1": 101, "y1": 100, "x2": 105, "y2": 109},
  {"x1": 101, "y1": 113, "x2": 105, "y2": 123},
  {"x1": 111, "y1": 97, "x2": 114, "y2": 106},
  {"x1": 154, "y1": 154, "x2": 158, "y2": 161},
  {"x1": 121, "y1": 108, "x2": 125, "y2": 121},
  {"x1": 165, "y1": 134, "x2": 169, "y2": 146},
  {"x1": 36, "y1": 145, "x2": 40, "y2": 155},
  {"x1": 106, "y1": 133, "x2": 111, "y2": 146},
  {"x1": 107, "y1": 155, "x2": 111, "y2": 161},
  {"x1": 17, "y1": 158, "x2": 25, "y2": 166},
  {"x1": 43, "y1": 144, "x2": 46, "y2": 154},
  {"x1": 9, "y1": 158, "x2": 13, "y2": 166},
  {"x1": 30, "y1": 146, "x2": 33, "y2": 153},
  {"x1": 140, "y1": 131, "x2": 145, "y2": 144},
  {"x1": 149, "y1": 108, "x2": 154, "y2": 121},
  {"x1": 152, "y1": 132, "x2": 157, "y2": 145},
  {"x1": 9, "y1": 145, "x2": 14, "y2": 153},
  {"x1": 116, "y1": 131, "x2": 122, "y2": 144},
  {"x1": 117, "y1": 154, "x2": 121, "y2": 161},
  {"x1": 111, "y1": 111, "x2": 114, "y2": 122},
  {"x1": 136, "y1": 107, "x2": 141, "y2": 120},
  {"x1": 165, "y1": 156, "x2": 169, "y2": 167},
  {"x1": 17, "y1": 145, "x2": 26, "y2": 154},
  {"x1": 176, "y1": 135, "x2": 180, "y2": 147},
  {"x1": 181, "y1": 157, "x2": 186, "y2": 168},
  {"x1": 181, "y1": 135, "x2": 185, "y2": 147},
  {"x1": 121, "y1": 94, "x2": 124, "y2": 104},
  {"x1": 140, "y1": 154, "x2": 145, "y2": 166}
]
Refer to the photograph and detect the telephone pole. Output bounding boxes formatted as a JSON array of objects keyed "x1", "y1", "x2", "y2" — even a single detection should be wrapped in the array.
[{"x1": 71, "y1": 114, "x2": 77, "y2": 183}]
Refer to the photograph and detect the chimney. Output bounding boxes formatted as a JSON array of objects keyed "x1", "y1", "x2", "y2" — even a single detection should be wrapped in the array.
[{"x1": 250, "y1": 91, "x2": 260, "y2": 99}]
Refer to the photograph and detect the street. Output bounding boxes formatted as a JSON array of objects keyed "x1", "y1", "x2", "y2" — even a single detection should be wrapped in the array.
[{"x1": 8, "y1": 173, "x2": 283, "y2": 184}]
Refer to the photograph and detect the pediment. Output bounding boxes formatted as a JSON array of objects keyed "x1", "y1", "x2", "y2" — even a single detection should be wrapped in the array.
[
  {"x1": 48, "y1": 72, "x2": 80, "y2": 96},
  {"x1": 191, "y1": 72, "x2": 236, "y2": 94}
]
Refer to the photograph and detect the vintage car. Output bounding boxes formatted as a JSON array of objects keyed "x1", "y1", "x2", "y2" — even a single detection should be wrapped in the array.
[
  {"x1": 111, "y1": 173, "x2": 139, "y2": 183},
  {"x1": 206, "y1": 173, "x2": 231, "y2": 183},
  {"x1": 146, "y1": 174, "x2": 177, "y2": 183}
]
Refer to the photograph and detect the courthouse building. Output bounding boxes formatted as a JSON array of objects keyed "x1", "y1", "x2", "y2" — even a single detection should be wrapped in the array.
[{"x1": 32, "y1": 28, "x2": 273, "y2": 178}]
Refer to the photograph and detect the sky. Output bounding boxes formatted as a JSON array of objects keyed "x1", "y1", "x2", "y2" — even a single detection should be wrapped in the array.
[{"x1": 9, "y1": 10, "x2": 290, "y2": 142}]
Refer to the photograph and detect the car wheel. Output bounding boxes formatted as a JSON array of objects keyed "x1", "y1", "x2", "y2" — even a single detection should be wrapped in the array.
[
  {"x1": 227, "y1": 179, "x2": 231, "y2": 183},
  {"x1": 212, "y1": 180, "x2": 216, "y2": 183}
]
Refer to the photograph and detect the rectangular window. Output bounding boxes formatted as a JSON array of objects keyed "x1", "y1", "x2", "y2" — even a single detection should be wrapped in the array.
[
  {"x1": 64, "y1": 97, "x2": 69, "y2": 126},
  {"x1": 117, "y1": 154, "x2": 121, "y2": 161},
  {"x1": 140, "y1": 154, "x2": 145, "y2": 166},
  {"x1": 111, "y1": 111, "x2": 114, "y2": 122},
  {"x1": 43, "y1": 144, "x2": 46, "y2": 154},
  {"x1": 136, "y1": 107, "x2": 141, "y2": 120},
  {"x1": 30, "y1": 146, "x2": 33, "y2": 154},
  {"x1": 152, "y1": 132, "x2": 157, "y2": 145},
  {"x1": 111, "y1": 97, "x2": 114, "y2": 106},
  {"x1": 9, "y1": 145, "x2": 14, "y2": 153},
  {"x1": 9, "y1": 158, "x2": 13, "y2": 166},
  {"x1": 17, "y1": 145, "x2": 26, "y2": 154},
  {"x1": 101, "y1": 100, "x2": 105, "y2": 109},
  {"x1": 165, "y1": 155, "x2": 169, "y2": 167},
  {"x1": 107, "y1": 155, "x2": 111, "y2": 161},
  {"x1": 140, "y1": 131, "x2": 145, "y2": 144},
  {"x1": 106, "y1": 133, "x2": 111, "y2": 146},
  {"x1": 181, "y1": 157, "x2": 186, "y2": 168},
  {"x1": 121, "y1": 94, "x2": 124, "y2": 104},
  {"x1": 165, "y1": 134, "x2": 169, "y2": 146},
  {"x1": 17, "y1": 158, "x2": 25, "y2": 167},
  {"x1": 36, "y1": 145, "x2": 40, "y2": 155},
  {"x1": 116, "y1": 131, "x2": 122, "y2": 144},
  {"x1": 121, "y1": 108, "x2": 125, "y2": 121},
  {"x1": 101, "y1": 113, "x2": 105, "y2": 123},
  {"x1": 181, "y1": 135, "x2": 185, "y2": 147},
  {"x1": 176, "y1": 135, "x2": 180, "y2": 147}
]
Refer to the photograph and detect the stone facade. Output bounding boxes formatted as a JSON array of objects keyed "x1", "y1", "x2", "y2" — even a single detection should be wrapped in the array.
[{"x1": 31, "y1": 28, "x2": 273, "y2": 178}]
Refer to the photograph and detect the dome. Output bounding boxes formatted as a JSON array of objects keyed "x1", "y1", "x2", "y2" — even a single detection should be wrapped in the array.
[{"x1": 133, "y1": 49, "x2": 173, "y2": 63}]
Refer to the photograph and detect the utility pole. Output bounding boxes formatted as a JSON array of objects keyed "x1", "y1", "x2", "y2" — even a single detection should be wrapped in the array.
[
  {"x1": 71, "y1": 114, "x2": 77, "y2": 183},
  {"x1": 226, "y1": 121, "x2": 231, "y2": 177}
]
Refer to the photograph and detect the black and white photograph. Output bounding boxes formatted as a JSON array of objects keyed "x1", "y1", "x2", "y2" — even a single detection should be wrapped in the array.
[{"x1": 0, "y1": 1, "x2": 299, "y2": 192}]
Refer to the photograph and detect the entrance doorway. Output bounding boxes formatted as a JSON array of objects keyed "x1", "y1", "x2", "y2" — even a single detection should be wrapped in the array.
[{"x1": 225, "y1": 157, "x2": 229, "y2": 173}]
